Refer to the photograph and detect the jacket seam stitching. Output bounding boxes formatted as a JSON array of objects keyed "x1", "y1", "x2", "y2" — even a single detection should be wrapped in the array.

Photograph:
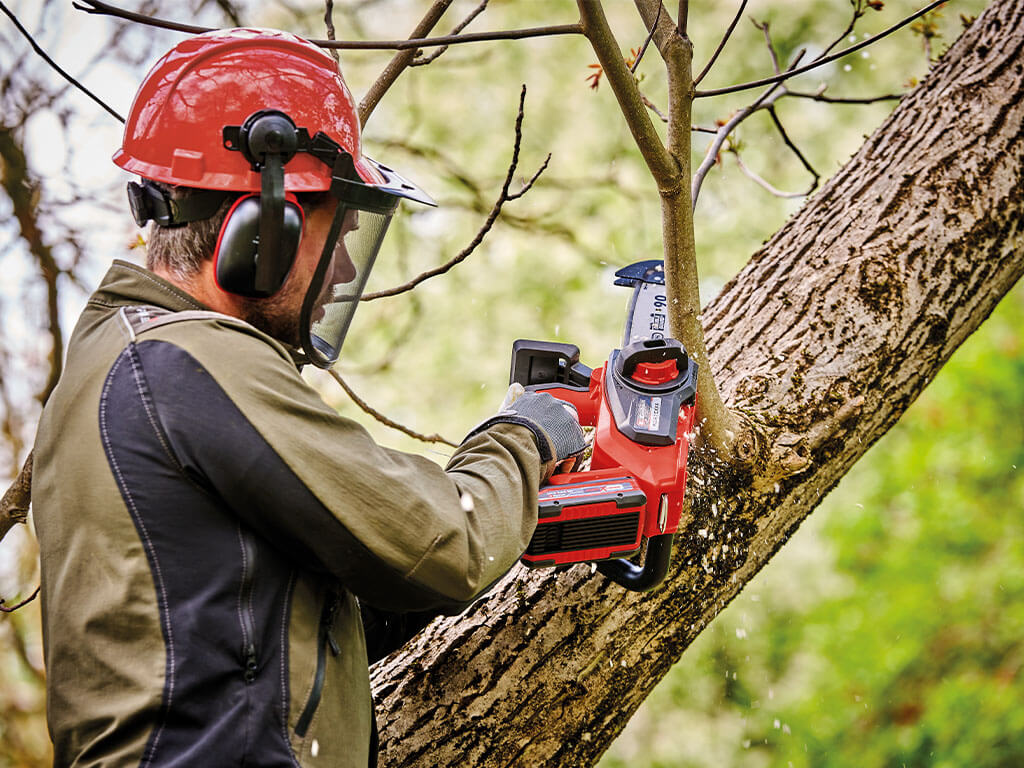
[
  {"x1": 100, "y1": 353, "x2": 175, "y2": 766},
  {"x1": 280, "y1": 572, "x2": 301, "y2": 767},
  {"x1": 127, "y1": 344, "x2": 186, "y2": 472},
  {"x1": 405, "y1": 534, "x2": 445, "y2": 582}
]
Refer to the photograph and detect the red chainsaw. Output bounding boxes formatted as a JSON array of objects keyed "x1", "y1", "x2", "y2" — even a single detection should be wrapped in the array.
[{"x1": 510, "y1": 260, "x2": 697, "y2": 591}]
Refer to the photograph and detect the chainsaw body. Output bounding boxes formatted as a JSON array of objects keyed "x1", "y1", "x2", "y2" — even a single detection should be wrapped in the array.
[{"x1": 511, "y1": 261, "x2": 698, "y2": 591}]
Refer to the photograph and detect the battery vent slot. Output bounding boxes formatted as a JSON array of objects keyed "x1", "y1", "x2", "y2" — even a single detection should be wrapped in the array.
[{"x1": 526, "y1": 512, "x2": 641, "y2": 556}]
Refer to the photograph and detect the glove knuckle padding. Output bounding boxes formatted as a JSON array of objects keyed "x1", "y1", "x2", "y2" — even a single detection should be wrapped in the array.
[{"x1": 505, "y1": 392, "x2": 585, "y2": 462}]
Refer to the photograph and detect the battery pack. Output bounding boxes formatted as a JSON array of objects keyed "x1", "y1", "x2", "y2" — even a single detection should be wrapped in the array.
[{"x1": 521, "y1": 475, "x2": 646, "y2": 568}]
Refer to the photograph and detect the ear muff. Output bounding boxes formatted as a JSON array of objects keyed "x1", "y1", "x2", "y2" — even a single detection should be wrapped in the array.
[{"x1": 215, "y1": 193, "x2": 305, "y2": 298}]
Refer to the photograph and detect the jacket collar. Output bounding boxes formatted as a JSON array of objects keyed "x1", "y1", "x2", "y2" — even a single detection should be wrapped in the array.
[{"x1": 89, "y1": 260, "x2": 208, "y2": 313}]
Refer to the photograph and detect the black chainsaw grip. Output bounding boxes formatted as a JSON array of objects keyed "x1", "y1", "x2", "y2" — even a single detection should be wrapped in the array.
[{"x1": 597, "y1": 534, "x2": 674, "y2": 592}]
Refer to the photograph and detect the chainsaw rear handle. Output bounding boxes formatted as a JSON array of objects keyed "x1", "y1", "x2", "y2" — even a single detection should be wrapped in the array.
[{"x1": 597, "y1": 533, "x2": 674, "y2": 592}]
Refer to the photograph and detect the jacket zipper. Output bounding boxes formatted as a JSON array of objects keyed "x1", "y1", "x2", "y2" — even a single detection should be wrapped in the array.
[
  {"x1": 238, "y1": 525, "x2": 259, "y2": 684},
  {"x1": 295, "y1": 591, "x2": 340, "y2": 738}
]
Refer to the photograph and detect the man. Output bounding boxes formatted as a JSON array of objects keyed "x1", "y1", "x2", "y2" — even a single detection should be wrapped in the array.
[{"x1": 31, "y1": 29, "x2": 583, "y2": 768}]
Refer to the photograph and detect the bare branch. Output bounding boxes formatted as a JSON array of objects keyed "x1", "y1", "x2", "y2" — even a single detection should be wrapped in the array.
[
  {"x1": 692, "y1": 50, "x2": 805, "y2": 208},
  {"x1": 0, "y1": 125, "x2": 65, "y2": 401},
  {"x1": 1, "y1": 1, "x2": 125, "y2": 122},
  {"x1": 328, "y1": 371, "x2": 457, "y2": 448},
  {"x1": 752, "y1": 18, "x2": 782, "y2": 74},
  {"x1": 412, "y1": 0, "x2": 489, "y2": 67},
  {"x1": 0, "y1": 451, "x2": 32, "y2": 542},
  {"x1": 323, "y1": 0, "x2": 340, "y2": 64},
  {"x1": 72, "y1": 1, "x2": 582, "y2": 53},
  {"x1": 359, "y1": 0, "x2": 454, "y2": 126},
  {"x1": 767, "y1": 106, "x2": 820, "y2": 190},
  {"x1": 786, "y1": 86, "x2": 901, "y2": 104},
  {"x1": 363, "y1": 87, "x2": 548, "y2": 301},
  {"x1": 730, "y1": 146, "x2": 811, "y2": 199},
  {"x1": 642, "y1": 92, "x2": 668, "y2": 122},
  {"x1": 629, "y1": 4, "x2": 661, "y2": 74},
  {"x1": 696, "y1": 0, "x2": 949, "y2": 98},
  {"x1": 0, "y1": 585, "x2": 40, "y2": 613},
  {"x1": 693, "y1": 0, "x2": 747, "y2": 86}
]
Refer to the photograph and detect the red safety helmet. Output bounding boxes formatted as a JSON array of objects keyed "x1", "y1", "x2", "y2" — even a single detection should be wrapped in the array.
[{"x1": 115, "y1": 28, "x2": 434, "y2": 368}]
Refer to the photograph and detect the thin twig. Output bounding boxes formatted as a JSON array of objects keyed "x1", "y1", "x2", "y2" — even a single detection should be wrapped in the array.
[
  {"x1": 359, "y1": 0, "x2": 454, "y2": 126},
  {"x1": 412, "y1": 0, "x2": 489, "y2": 66},
  {"x1": 696, "y1": 0, "x2": 948, "y2": 98},
  {"x1": 363, "y1": 86, "x2": 549, "y2": 300},
  {"x1": 0, "y1": 586, "x2": 40, "y2": 613},
  {"x1": 767, "y1": 106, "x2": 820, "y2": 190},
  {"x1": 692, "y1": 50, "x2": 805, "y2": 208},
  {"x1": 642, "y1": 93, "x2": 668, "y2": 122},
  {"x1": 752, "y1": 18, "x2": 782, "y2": 74},
  {"x1": 72, "y1": 2, "x2": 582, "y2": 51},
  {"x1": 329, "y1": 371, "x2": 457, "y2": 447},
  {"x1": 629, "y1": 4, "x2": 661, "y2": 74},
  {"x1": 820, "y1": 0, "x2": 867, "y2": 60},
  {"x1": 1, "y1": 1, "x2": 125, "y2": 123},
  {"x1": 786, "y1": 87, "x2": 901, "y2": 104},
  {"x1": 323, "y1": 0, "x2": 340, "y2": 64},
  {"x1": 693, "y1": 0, "x2": 747, "y2": 86},
  {"x1": 730, "y1": 148, "x2": 810, "y2": 199}
]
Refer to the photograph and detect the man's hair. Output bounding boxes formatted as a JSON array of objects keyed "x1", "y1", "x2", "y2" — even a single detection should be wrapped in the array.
[
  {"x1": 145, "y1": 184, "x2": 334, "y2": 280},
  {"x1": 145, "y1": 184, "x2": 234, "y2": 280}
]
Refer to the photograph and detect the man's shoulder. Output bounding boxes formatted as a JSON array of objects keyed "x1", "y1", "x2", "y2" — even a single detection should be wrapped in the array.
[{"x1": 128, "y1": 305, "x2": 299, "y2": 373}]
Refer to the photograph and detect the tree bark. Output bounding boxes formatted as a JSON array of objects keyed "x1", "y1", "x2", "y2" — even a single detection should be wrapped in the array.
[{"x1": 372, "y1": 1, "x2": 1024, "y2": 765}]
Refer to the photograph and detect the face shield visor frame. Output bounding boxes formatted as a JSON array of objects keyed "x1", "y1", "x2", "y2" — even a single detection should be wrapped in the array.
[{"x1": 298, "y1": 191, "x2": 398, "y2": 368}]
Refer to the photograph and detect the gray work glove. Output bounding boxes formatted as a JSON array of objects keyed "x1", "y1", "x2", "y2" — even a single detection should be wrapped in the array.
[{"x1": 467, "y1": 385, "x2": 586, "y2": 477}]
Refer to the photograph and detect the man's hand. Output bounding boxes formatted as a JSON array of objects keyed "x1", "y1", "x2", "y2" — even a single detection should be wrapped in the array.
[{"x1": 497, "y1": 386, "x2": 585, "y2": 472}]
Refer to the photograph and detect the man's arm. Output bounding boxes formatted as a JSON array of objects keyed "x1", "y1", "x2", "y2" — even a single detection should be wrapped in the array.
[{"x1": 135, "y1": 321, "x2": 568, "y2": 610}]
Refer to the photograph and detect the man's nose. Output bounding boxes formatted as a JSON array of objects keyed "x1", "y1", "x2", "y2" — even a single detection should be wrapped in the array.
[{"x1": 333, "y1": 245, "x2": 357, "y2": 284}]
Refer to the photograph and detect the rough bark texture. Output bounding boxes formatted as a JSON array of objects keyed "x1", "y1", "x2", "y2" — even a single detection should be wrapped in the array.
[{"x1": 372, "y1": 2, "x2": 1024, "y2": 766}]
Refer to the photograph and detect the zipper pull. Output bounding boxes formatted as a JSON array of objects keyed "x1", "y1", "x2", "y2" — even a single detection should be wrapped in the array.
[{"x1": 244, "y1": 643, "x2": 258, "y2": 684}]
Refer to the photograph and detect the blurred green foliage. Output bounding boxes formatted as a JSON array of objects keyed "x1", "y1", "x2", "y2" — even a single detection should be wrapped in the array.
[
  {"x1": 0, "y1": 0, "x2": 1007, "y2": 766},
  {"x1": 602, "y1": 283, "x2": 1024, "y2": 767}
]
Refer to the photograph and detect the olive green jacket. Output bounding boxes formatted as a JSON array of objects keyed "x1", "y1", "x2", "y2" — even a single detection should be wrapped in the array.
[{"x1": 32, "y1": 260, "x2": 549, "y2": 767}]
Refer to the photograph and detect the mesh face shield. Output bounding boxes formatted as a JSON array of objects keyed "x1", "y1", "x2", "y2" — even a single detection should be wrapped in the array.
[{"x1": 299, "y1": 199, "x2": 397, "y2": 367}]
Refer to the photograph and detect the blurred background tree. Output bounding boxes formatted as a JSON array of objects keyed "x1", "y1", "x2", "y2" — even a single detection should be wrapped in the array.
[{"x1": 0, "y1": 1, "x2": 1011, "y2": 766}]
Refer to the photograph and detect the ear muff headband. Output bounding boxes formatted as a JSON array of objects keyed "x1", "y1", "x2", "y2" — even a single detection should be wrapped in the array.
[{"x1": 214, "y1": 192, "x2": 305, "y2": 298}]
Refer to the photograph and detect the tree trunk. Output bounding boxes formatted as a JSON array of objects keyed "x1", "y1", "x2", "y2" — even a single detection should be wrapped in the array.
[{"x1": 372, "y1": 2, "x2": 1024, "y2": 765}]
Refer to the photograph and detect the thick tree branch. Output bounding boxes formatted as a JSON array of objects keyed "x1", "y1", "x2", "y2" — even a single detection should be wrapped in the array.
[
  {"x1": 373, "y1": 4, "x2": 1024, "y2": 764},
  {"x1": 577, "y1": 1, "x2": 678, "y2": 190},
  {"x1": 630, "y1": 0, "x2": 741, "y2": 458}
]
